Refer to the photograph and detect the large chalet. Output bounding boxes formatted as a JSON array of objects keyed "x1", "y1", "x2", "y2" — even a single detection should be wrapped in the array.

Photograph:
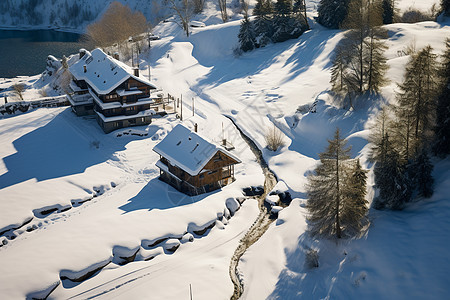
[
  {"x1": 68, "y1": 48, "x2": 158, "y2": 133},
  {"x1": 153, "y1": 124, "x2": 241, "y2": 195}
]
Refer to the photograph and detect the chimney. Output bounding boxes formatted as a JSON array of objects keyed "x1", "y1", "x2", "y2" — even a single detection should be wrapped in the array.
[
  {"x1": 79, "y1": 48, "x2": 86, "y2": 59},
  {"x1": 83, "y1": 65, "x2": 87, "y2": 73},
  {"x1": 133, "y1": 68, "x2": 139, "y2": 77},
  {"x1": 194, "y1": 123, "x2": 198, "y2": 133},
  {"x1": 113, "y1": 52, "x2": 120, "y2": 60}
]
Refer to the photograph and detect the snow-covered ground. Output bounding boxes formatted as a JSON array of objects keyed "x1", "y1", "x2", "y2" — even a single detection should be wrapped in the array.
[{"x1": 1, "y1": 0, "x2": 449, "y2": 299}]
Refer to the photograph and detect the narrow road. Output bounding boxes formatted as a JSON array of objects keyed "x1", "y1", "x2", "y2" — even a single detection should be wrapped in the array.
[{"x1": 225, "y1": 116, "x2": 278, "y2": 300}]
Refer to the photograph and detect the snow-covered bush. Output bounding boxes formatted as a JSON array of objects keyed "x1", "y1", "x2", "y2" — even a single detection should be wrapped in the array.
[
  {"x1": 226, "y1": 197, "x2": 240, "y2": 216},
  {"x1": 304, "y1": 249, "x2": 319, "y2": 269}
]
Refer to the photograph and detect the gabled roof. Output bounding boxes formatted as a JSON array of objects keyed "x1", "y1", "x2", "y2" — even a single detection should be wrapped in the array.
[
  {"x1": 69, "y1": 48, "x2": 157, "y2": 95},
  {"x1": 153, "y1": 124, "x2": 241, "y2": 176}
]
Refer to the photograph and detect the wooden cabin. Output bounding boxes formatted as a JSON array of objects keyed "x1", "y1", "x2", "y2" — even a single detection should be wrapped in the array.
[
  {"x1": 153, "y1": 124, "x2": 241, "y2": 195},
  {"x1": 68, "y1": 48, "x2": 158, "y2": 133}
]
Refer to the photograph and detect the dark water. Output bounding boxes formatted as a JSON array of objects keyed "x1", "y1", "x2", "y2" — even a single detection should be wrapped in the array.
[{"x1": 0, "y1": 29, "x2": 93, "y2": 78}]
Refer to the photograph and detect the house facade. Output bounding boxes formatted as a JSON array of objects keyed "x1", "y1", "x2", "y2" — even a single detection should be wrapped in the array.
[
  {"x1": 153, "y1": 124, "x2": 241, "y2": 195},
  {"x1": 68, "y1": 48, "x2": 158, "y2": 133}
]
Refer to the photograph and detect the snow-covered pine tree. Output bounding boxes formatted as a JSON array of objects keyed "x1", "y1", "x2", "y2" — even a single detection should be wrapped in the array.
[
  {"x1": 272, "y1": 0, "x2": 294, "y2": 43},
  {"x1": 238, "y1": 15, "x2": 257, "y2": 52},
  {"x1": 341, "y1": 159, "x2": 368, "y2": 237},
  {"x1": 433, "y1": 39, "x2": 450, "y2": 157},
  {"x1": 373, "y1": 134, "x2": 412, "y2": 210},
  {"x1": 253, "y1": 0, "x2": 274, "y2": 47},
  {"x1": 272, "y1": 0, "x2": 308, "y2": 43},
  {"x1": 293, "y1": 0, "x2": 309, "y2": 29},
  {"x1": 306, "y1": 128, "x2": 358, "y2": 239},
  {"x1": 317, "y1": 0, "x2": 350, "y2": 29}
]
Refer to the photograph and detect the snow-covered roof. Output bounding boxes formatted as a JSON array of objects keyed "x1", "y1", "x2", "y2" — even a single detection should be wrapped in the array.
[
  {"x1": 69, "y1": 48, "x2": 157, "y2": 95},
  {"x1": 153, "y1": 124, "x2": 241, "y2": 176}
]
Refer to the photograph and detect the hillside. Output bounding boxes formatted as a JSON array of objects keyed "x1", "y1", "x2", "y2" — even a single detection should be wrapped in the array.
[
  {"x1": 0, "y1": 0, "x2": 441, "y2": 32},
  {"x1": 0, "y1": 0, "x2": 449, "y2": 299},
  {"x1": 0, "y1": 0, "x2": 250, "y2": 32}
]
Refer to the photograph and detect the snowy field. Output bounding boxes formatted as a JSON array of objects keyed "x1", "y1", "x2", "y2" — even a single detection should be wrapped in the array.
[{"x1": 1, "y1": 0, "x2": 450, "y2": 299}]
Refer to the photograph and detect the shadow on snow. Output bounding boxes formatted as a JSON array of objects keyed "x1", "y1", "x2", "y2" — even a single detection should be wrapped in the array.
[{"x1": 0, "y1": 109, "x2": 127, "y2": 189}]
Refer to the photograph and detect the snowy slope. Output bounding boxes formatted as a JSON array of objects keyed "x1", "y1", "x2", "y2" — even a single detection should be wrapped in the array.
[
  {"x1": 0, "y1": 0, "x2": 256, "y2": 32},
  {"x1": 1, "y1": 0, "x2": 449, "y2": 299}
]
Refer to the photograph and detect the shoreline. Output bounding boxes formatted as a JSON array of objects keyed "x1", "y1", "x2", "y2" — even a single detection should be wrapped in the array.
[{"x1": 0, "y1": 25, "x2": 85, "y2": 35}]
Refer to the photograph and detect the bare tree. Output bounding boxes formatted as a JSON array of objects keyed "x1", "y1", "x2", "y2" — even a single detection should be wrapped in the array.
[
  {"x1": 166, "y1": 0, "x2": 193, "y2": 37},
  {"x1": 87, "y1": 1, "x2": 148, "y2": 48},
  {"x1": 219, "y1": 0, "x2": 229, "y2": 22},
  {"x1": 241, "y1": 0, "x2": 250, "y2": 17},
  {"x1": 12, "y1": 83, "x2": 26, "y2": 101},
  {"x1": 331, "y1": 0, "x2": 388, "y2": 100}
]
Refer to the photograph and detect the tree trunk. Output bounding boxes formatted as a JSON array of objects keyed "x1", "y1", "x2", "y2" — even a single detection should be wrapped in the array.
[{"x1": 335, "y1": 147, "x2": 342, "y2": 239}]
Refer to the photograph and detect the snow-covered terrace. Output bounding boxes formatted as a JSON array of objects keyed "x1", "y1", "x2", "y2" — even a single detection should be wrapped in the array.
[
  {"x1": 96, "y1": 109, "x2": 156, "y2": 123},
  {"x1": 67, "y1": 93, "x2": 92, "y2": 106},
  {"x1": 89, "y1": 88, "x2": 156, "y2": 110},
  {"x1": 69, "y1": 80, "x2": 87, "y2": 93},
  {"x1": 116, "y1": 88, "x2": 142, "y2": 96}
]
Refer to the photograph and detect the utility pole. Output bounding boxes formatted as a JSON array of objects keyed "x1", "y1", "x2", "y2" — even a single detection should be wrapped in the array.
[
  {"x1": 181, "y1": 95, "x2": 183, "y2": 121},
  {"x1": 148, "y1": 38, "x2": 151, "y2": 81},
  {"x1": 192, "y1": 97, "x2": 194, "y2": 116}
]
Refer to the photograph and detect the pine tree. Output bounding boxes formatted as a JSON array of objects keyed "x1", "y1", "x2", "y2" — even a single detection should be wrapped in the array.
[
  {"x1": 443, "y1": 0, "x2": 450, "y2": 16},
  {"x1": 293, "y1": 0, "x2": 308, "y2": 29},
  {"x1": 317, "y1": 0, "x2": 350, "y2": 29},
  {"x1": 306, "y1": 128, "x2": 357, "y2": 239},
  {"x1": 382, "y1": 0, "x2": 395, "y2": 24},
  {"x1": 272, "y1": 0, "x2": 294, "y2": 43},
  {"x1": 396, "y1": 45, "x2": 440, "y2": 158},
  {"x1": 373, "y1": 134, "x2": 412, "y2": 210},
  {"x1": 253, "y1": 0, "x2": 274, "y2": 47},
  {"x1": 342, "y1": 0, "x2": 388, "y2": 95},
  {"x1": 330, "y1": 46, "x2": 349, "y2": 94},
  {"x1": 368, "y1": 106, "x2": 392, "y2": 162},
  {"x1": 407, "y1": 150, "x2": 434, "y2": 198},
  {"x1": 365, "y1": 2, "x2": 389, "y2": 93},
  {"x1": 238, "y1": 15, "x2": 257, "y2": 52},
  {"x1": 341, "y1": 159, "x2": 368, "y2": 237},
  {"x1": 433, "y1": 39, "x2": 450, "y2": 157}
]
